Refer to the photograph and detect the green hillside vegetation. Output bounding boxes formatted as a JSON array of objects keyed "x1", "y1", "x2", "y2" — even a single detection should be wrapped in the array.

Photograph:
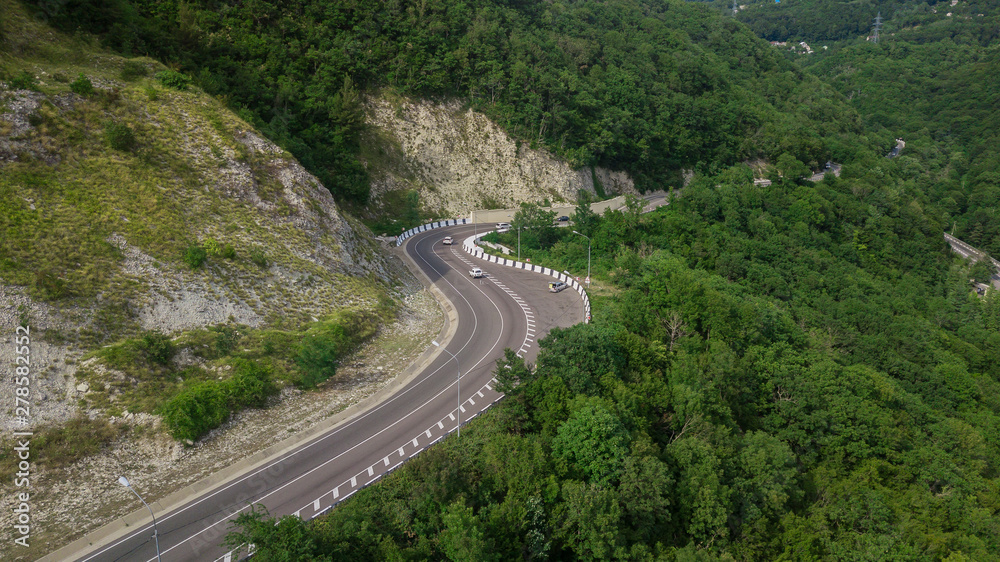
[
  {"x1": 228, "y1": 164, "x2": 1000, "y2": 559},
  {"x1": 0, "y1": 0, "x2": 394, "y2": 444},
  {"x1": 28, "y1": 0, "x2": 880, "y2": 203},
  {"x1": 797, "y1": 2, "x2": 1000, "y2": 257},
  {"x1": 705, "y1": 0, "x2": 1000, "y2": 256}
]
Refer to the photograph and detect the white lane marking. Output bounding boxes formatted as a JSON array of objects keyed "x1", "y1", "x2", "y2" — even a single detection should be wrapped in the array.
[
  {"x1": 477, "y1": 391, "x2": 484, "y2": 397},
  {"x1": 314, "y1": 498, "x2": 321, "y2": 511},
  {"x1": 384, "y1": 457, "x2": 390, "y2": 466},
  {"x1": 425, "y1": 429, "x2": 432, "y2": 438},
  {"x1": 333, "y1": 487, "x2": 339, "y2": 499},
  {"x1": 368, "y1": 466, "x2": 374, "y2": 477},
  {"x1": 438, "y1": 421, "x2": 444, "y2": 429},
  {"x1": 412, "y1": 438, "x2": 419, "y2": 447},
  {"x1": 469, "y1": 397, "x2": 476, "y2": 405},
  {"x1": 449, "y1": 413, "x2": 455, "y2": 421},
  {"x1": 351, "y1": 476, "x2": 357, "y2": 487},
  {"x1": 460, "y1": 405, "x2": 466, "y2": 413}
]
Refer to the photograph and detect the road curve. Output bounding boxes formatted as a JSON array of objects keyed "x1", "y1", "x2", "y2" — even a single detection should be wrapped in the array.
[{"x1": 56, "y1": 224, "x2": 582, "y2": 562}]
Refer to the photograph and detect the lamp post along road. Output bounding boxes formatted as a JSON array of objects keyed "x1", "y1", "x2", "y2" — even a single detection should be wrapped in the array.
[
  {"x1": 431, "y1": 340, "x2": 461, "y2": 438},
  {"x1": 572, "y1": 230, "x2": 591, "y2": 285},
  {"x1": 118, "y1": 476, "x2": 162, "y2": 562}
]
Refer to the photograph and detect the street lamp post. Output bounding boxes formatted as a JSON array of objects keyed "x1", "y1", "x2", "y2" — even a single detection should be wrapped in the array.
[
  {"x1": 118, "y1": 476, "x2": 162, "y2": 562},
  {"x1": 517, "y1": 225, "x2": 521, "y2": 261},
  {"x1": 572, "y1": 230, "x2": 591, "y2": 285},
  {"x1": 431, "y1": 340, "x2": 461, "y2": 438}
]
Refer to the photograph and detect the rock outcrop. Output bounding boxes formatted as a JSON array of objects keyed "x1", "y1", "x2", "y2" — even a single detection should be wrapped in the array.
[{"x1": 364, "y1": 96, "x2": 634, "y2": 216}]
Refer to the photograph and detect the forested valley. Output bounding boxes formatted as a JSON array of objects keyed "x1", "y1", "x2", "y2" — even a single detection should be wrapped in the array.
[
  {"x1": 27, "y1": 0, "x2": 878, "y2": 202},
  {"x1": 22, "y1": 0, "x2": 1000, "y2": 559},
  {"x1": 227, "y1": 163, "x2": 1000, "y2": 559}
]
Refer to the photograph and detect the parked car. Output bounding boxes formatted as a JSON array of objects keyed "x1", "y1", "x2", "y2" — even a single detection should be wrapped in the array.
[
  {"x1": 442, "y1": 236, "x2": 453, "y2": 245},
  {"x1": 549, "y1": 281, "x2": 568, "y2": 293},
  {"x1": 496, "y1": 222, "x2": 511, "y2": 232},
  {"x1": 556, "y1": 216, "x2": 570, "y2": 222}
]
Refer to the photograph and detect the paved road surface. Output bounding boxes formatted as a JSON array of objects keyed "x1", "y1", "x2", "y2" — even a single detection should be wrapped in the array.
[
  {"x1": 944, "y1": 232, "x2": 1000, "y2": 289},
  {"x1": 61, "y1": 224, "x2": 583, "y2": 562}
]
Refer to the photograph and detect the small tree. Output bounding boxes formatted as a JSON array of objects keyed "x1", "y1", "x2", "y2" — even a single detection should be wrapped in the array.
[
  {"x1": 103, "y1": 122, "x2": 137, "y2": 151},
  {"x1": 69, "y1": 73, "x2": 94, "y2": 96},
  {"x1": 494, "y1": 348, "x2": 534, "y2": 394},
  {"x1": 183, "y1": 244, "x2": 207, "y2": 269},
  {"x1": 296, "y1": 330, "x2": 341, "y2": 388},
  {"x1": 970, "y1": 258, "x2": 996, "y2": 285},
  {"x1": 155, "y1": 69, "x2": 192, "y2": 90},
  {"x1": 140, "y1": 332, "x2": 174, "y2": 365},
  {"x1": 512, "y1": 202, "x2": 558, "y2": 248},
  {"x1": 9, "y1": 70, "x2": 37, "y2": 91}
]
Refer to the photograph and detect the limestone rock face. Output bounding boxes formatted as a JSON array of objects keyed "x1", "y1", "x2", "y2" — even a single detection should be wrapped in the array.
[{"x1": 364, "y1": 96, "x2": 633, "y2": 216}]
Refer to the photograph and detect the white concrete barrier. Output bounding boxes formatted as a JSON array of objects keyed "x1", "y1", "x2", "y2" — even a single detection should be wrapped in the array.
[
  {"x1": 395, "y1": 219, "x2": 468, "y2": 246},
  {"x1": 462, "y1": 232, "x2": 591, "y2": 323}
]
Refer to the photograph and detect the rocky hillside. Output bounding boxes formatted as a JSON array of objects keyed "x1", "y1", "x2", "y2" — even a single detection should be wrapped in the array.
[
  {"x1": 0, "y1": 3, "x2": 445, "y2": 557},
  {"x1": 0, "y1": 0, "x2": 410, "y2": 422},
  {"x1": 361, "y1": 94, "x2": 635, "y2": 222}
]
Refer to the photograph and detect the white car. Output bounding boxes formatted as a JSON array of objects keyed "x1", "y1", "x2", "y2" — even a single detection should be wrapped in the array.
[
  {"x1": 549, "y1": 281, "x2": 568, "y2": 293},
  {"x1": 470, "y1": 267, "x2": 484, "y2": 278},
  {"x1": 442, "y1": 236, "x2": 453, "y2": 245},
  {"x1": 496, "y1": 222, "x2": 511, "y2": 233}
]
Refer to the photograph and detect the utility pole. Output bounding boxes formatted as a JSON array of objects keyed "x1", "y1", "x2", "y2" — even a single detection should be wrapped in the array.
[
  {"x1": 732, "y1": 0, "x2": 738, "y2": 16},
  {"x1": 871, "y1": 10, "x2": 883, "y2": 44}
]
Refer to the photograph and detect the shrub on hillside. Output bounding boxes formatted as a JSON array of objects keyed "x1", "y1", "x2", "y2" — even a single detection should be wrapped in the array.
[
  {"x1": 227, "y1": 360, "x2": 277, "y2": 409},
  {"x1": 70, "y1": 73, "x2": 94, "y2": 95},
  {"x1": 159, "y1": 382, "x2": 230, "y2": 442},
  {"x1": 155, "y1": 69, "x2": 191, "y2": 90},
  {"x1": 204, "y1": 238, "x2": 237, "y2": 259},
  {"x1": 8, "y1": 70, "x2": 37, "y2": 90},
  {"x1": 140, "y1": 331, "x2": 174, "y2": 365},
  {"x1": 183, "y1": 244, "x2": 207, "y2": 269},
  {"x1": 296, "y1": 331, "x2": 340, "y2": 388},
  {"x1": 159, "y1": 360, "x2": 278, "y2": 442},
  {"x1": 103, "y1": 122, "x2": 136, "y2": 151}
]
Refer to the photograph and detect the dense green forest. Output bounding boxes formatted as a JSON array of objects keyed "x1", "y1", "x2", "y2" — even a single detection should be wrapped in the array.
[
  {"x1": 227, "y1": 164, "x2": 1000, "y2": 559},
  {"x1": 794, "y1": 1, "x2": 1000, "y2": 257},
  {"x1": 25, "y1": 0, "x2": 878, "y2": 202},
  {"x1": 683, "y1": 0, "x2": 1000, "y2": 256},
  {"x1": 19, "y1": 0, "x2": 999, "y2": 559}
]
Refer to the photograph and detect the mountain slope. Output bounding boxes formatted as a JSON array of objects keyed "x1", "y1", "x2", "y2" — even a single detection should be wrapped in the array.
[
  {"x1": 0, "y1": 2, "x2": 438, "y2": 557},
  {"x1": 29, "y1": 0, "x2": 874, "y2": 201}
]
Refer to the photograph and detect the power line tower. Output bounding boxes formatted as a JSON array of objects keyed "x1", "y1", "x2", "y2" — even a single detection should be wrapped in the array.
[
  {"x1": 871, "y1": 10, "x2": 883, "y2": 43},
  {"x1": 732, "y1": 0, "x2": 738, "y2": 16}
]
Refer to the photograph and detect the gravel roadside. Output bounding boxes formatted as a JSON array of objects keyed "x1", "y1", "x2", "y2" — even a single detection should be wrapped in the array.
[{"x1": 0, "y1": 269, "x2": 442, "y2": 561}]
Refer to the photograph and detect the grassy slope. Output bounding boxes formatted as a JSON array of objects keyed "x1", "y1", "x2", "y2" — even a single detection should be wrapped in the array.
[{"x1": 0, "y1": 0, "x2": 398, "y2": 477}]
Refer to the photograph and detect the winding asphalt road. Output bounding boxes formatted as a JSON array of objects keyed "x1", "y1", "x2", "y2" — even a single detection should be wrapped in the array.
[{"x1": 59, "y1": 224, "x2": 583, "y2": 562}]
